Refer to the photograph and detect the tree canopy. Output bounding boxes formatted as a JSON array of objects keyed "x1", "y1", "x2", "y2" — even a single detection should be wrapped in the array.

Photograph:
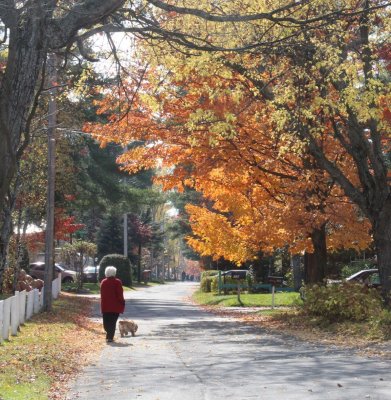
[
  {"x1": 0, "y1": 0, "x2": 390, "y2": 298},
  {"x1": 85, "y1": 1, "x2": 390, "y2": 296}
]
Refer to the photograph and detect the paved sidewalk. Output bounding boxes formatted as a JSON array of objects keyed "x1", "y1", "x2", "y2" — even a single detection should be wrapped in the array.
[{"x1": 66, "y1": 282, "x2": 391, "y2": 400}]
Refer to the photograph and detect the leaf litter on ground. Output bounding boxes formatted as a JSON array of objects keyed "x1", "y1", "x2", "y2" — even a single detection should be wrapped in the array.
[
  {"x1": 190, "y1": 298, "x2": 391, "y2": 360},
  {"x1": 0, "y1": 293, "x2": 105, "y2": 400}
]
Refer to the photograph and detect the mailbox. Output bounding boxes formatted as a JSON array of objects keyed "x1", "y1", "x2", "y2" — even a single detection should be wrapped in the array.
[
  {"x1": 267, "y1": 276, "x2": 284, "y2": 286},
  {"x1": 222, "y1": 270, "x2": 247, "y2": 279}
]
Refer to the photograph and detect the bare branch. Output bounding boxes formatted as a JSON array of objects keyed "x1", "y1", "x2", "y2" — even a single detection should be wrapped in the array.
[
  {"x1": 47, "y1": 0, "x2": 126, "y2": 49},
  {"x1": 305, "y1": 132, "x2": 369, "y2": 219},
  {"x1": 147, "y1": 0, "x2": 391, "y2": 25},
  {"x1": 76, "y1": 37, "x2": 99, "y2": 62}
]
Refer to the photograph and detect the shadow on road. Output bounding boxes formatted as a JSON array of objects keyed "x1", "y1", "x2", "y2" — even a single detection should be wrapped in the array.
[{"x1": 106, "y1": 342, "x2": 134, "y2": 348}]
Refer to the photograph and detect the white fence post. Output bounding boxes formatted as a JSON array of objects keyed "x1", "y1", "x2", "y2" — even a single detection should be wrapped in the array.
[
  {"x1": 19, "y1": 290, "x2": 27, "y2": 325},
  {"x1": 52, "y1": 277, "x2": 59, "y2": 299},
  {"x1": 33, "y1": 289, "x2": 40, "y2": 314},
  {"x1": 1, "y1": 277, "x2": 61, "y2": 342},
  {"x1": 26, "y1": 290, "x2": 34, "y2": 320},
  {"x1": 0, "y1": 300, "x2": 3, "y2": 344},
  {"x1": 39, "y1": 287, "x2": 44, "y2": 310},
  {"x1": 11, "y1": 292, "x2": 20, "y2": 336},
  {"x1": 2, "y1": 297, "x2": 11, "y2": 341}
]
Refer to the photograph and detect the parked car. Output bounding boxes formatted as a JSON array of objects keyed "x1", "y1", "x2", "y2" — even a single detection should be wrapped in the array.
[
  {"x1": 82, "y1": 265, "x2": 100, "y2": 283},
  {"x1": 29, "y1": 262, "x2": 77, "y2": 283},
  {"x1": 346, "y1": 268, "x2": 380, "y2": 288}
]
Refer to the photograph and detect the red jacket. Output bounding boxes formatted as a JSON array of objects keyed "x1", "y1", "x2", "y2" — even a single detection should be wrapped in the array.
[{"x1": 100, "y1": 277, "x2": 125, "y2": 314}]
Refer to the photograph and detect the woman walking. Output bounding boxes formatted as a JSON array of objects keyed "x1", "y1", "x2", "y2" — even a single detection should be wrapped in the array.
[{"x1": 100, "y1": 266, "x2": 125, "y2": 342}]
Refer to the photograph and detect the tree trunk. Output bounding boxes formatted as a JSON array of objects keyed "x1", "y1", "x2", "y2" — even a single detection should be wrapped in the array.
[
  {"x1": 291, "y1": 254, "x2": 302, "y2": 291},
  {"x1": 304, "y1": 224, "x2": 327, "y2": 284},
  {"x1": 0, "y1": 21, "x2": 47, "y2": 288},
  {"x1": 0, "y1": 0, "x2": 127, "y2": 295},
  {"x1": 0, "y1": 25, "x2": 46, "y2": 210},
  {"x1": 373, "y1": 200, "x2": 391, "y2": 305},
  {"x1": 0, "y1": 202, "x2": 13, "y2": 292}
]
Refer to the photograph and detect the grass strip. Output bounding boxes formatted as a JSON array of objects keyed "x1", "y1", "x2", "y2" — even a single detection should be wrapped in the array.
[{"x1": 192, "y1": 290, "x2": 301, "y2": 307}]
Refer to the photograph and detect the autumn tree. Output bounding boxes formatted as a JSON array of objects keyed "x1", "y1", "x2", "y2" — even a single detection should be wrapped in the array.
[
  {"x1": 86, "y1": 60, "x2": 372, "y2": 284},
  {"x1": 86, "y1": 1, "x2": 390, "y2": 299},
  {"x1": 0, "y1": 1, "x2": 389, "y2": 293}
]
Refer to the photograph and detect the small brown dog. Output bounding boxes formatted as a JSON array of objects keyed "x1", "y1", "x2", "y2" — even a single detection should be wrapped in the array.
[{"x1": 118, "y1": 320, "x2": 138, "y2": 337}]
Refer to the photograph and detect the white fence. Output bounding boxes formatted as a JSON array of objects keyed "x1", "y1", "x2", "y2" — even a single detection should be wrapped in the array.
[{"x1": 0, "y1": 275, "x2": 61, "y2": 343}]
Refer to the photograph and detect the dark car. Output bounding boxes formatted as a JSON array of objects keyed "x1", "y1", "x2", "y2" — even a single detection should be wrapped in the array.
[
  {"x1": 346, "y1": 268, "x2": 380, "y2": 288},
  {"x1": 82, "y1": 265, "x2": 100, "y2": 283},
  {"x1": 29, "y1": 262, "x2": 77, "y2": 283}
]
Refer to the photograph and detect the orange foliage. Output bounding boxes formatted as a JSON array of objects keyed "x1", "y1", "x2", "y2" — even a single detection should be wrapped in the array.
[{"x1": 85, "y1": 68, "x2": 372, "y2": 262}]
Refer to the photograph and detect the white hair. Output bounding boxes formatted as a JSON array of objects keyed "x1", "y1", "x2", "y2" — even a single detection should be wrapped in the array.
[{"x1": 105, "y1": 266, "x2": 117, "y2": 278}]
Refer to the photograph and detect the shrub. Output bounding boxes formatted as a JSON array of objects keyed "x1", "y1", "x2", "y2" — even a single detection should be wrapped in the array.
[
  {"x1": 211, "y1": 276, "x2": 219, "y2": 292},
  {"x1": 200, "y1": 270, "x2": 219, "y2": 279},
  {"x1": 302, "y1": 282, "x2": 383, "y2": 322},
  {"x1": 369, "y1": 309, "x2": 391, "y2": 339},
  {"x1": 283, "y1": 269, "x2": 294, "y2": 288},
  {"x1": 200, "y1": 276, "x2": 213, "y2": 292},
  {"x1": 246, "y1": 272, "x2": 254, "y2": 288},
  {"x1": 99, "y1": 254, "x2": 133, "y2": 287}
]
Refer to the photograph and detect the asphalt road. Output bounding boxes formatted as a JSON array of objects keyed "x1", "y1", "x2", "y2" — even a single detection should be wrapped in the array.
[{"x1": 67, "y1": 282, "x2": 391, "y2": 400}]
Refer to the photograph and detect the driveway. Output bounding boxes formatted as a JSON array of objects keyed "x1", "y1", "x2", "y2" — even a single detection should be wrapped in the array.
[{"x1": 67, "y1": 282, "x2": 391, "y2": 400}]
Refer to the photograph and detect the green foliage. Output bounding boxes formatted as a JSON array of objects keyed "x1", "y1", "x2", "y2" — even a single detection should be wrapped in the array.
[
  {"x1": 211, "y1": 276, "x2": 218, "y2": 292},
  {"x1": 96, "y1": 212, "x2": 124, "y2": 260},
  {"x1": 368, "y1": 309, "x2": 391, "y2": 339},
  {"x1": 284, "y1": 269, "x2": 294, "y2": 288},
  {"x1": 200, "y1": 270, "x2": 219, "y2": 279},
  {"x1": 246, "y1": 271, "x2": 254, "y2": 288},
  {"x1": 99, "y1": 254, "x2": 133, "y2": 287},
  {"x1": 200, "y1": 270, "x2": 221, "y2": 292},
  {"x1": 302, "y1": 283, "x2": 383, "y2": 322},
  {"x1": 200, "y1": 276, "x2": 214, "y2": 292},
  {"x1": 340, "y1": 261, "x2": 376, "y2": 279}
]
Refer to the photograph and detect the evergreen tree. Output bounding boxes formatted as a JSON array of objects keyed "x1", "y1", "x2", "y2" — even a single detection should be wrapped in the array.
[{"x1": 96, "y1": 212, "x2": 123, "y2": 261}]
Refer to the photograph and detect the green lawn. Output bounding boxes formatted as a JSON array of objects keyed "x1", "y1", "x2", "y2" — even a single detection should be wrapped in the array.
[
  {"x1": 62, "y1": 282, "x2": 134, "y2": 294},
  {"x1": 193, "y1": 290, "x2": 301, "y2": 307}
]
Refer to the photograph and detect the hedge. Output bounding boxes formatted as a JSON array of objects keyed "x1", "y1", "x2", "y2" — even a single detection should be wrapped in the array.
[{"x1": 99, "y1": 254, "x2": 133, "y2": 287}]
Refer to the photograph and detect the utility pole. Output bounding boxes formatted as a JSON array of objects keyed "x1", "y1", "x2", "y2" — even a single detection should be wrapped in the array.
[
  {"x1": 43, "y1": 54, "x2": 57, "y2": 311},
  {"x1": 123, "y1": 213, "x2": 128, "y2": 257}
]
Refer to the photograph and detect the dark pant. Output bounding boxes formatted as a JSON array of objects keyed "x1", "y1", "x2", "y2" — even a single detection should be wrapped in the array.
[{"x1": 102, "y1": 312, "x2": 120, "y2": 340}]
